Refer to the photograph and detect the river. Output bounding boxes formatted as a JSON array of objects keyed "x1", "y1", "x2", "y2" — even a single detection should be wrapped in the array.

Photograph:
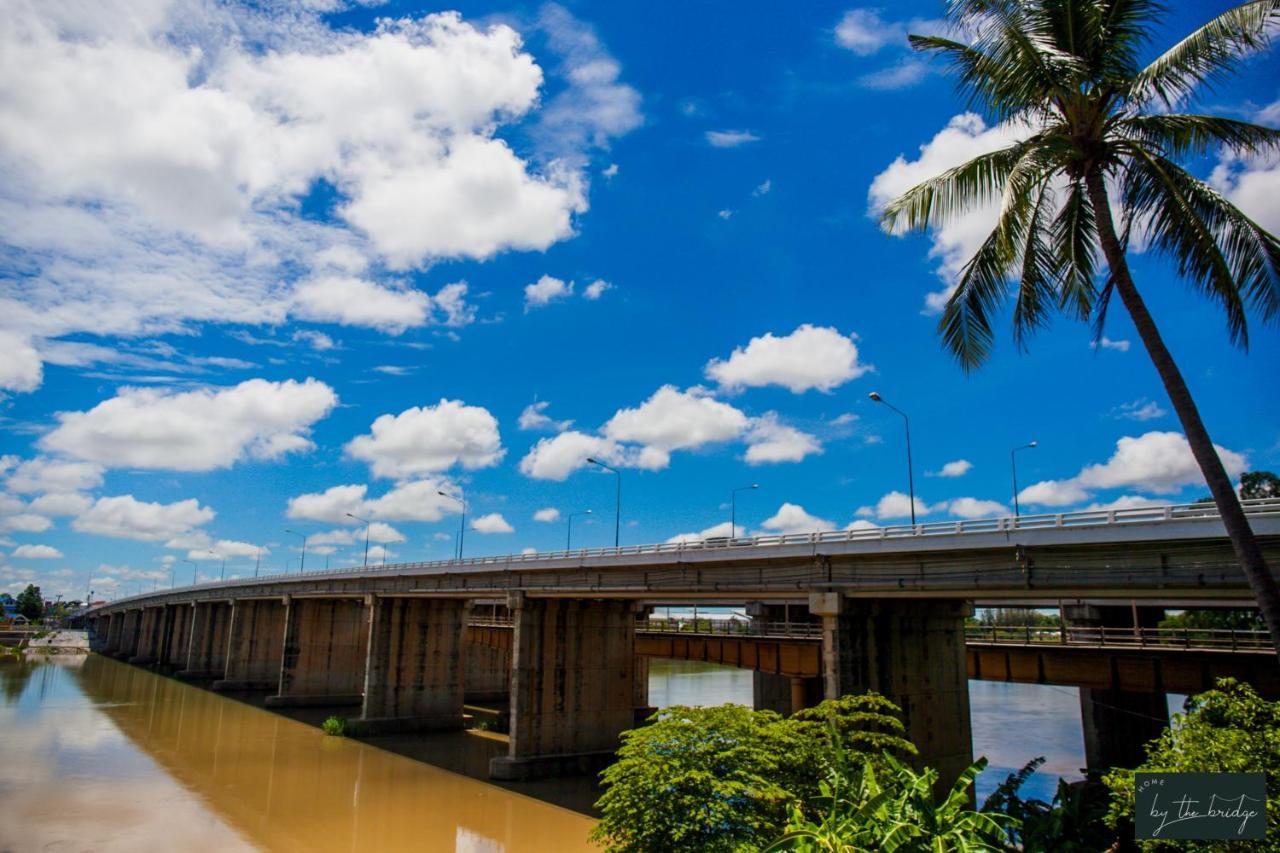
[{"x1": 0, "y1": 654, "x2": 1175, "y2": 851}]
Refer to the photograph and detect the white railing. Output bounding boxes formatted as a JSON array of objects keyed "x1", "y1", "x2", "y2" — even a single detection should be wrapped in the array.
[{"x1": 92, "y1": 497, "x2": 1280, "y2": 609}]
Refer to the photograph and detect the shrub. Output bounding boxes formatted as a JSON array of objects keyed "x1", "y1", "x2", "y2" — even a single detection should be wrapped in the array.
[{"x1": 321, "y1": 716, "x2": 347, "y2": 737}]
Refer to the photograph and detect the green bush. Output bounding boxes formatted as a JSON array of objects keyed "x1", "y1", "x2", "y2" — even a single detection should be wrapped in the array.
[
  {"x1": 982, "y1": 757, "x2": 1113, "y2": 852},
  {"x1": 1104, "y1": 678, "x2": 1280, "y2": 851},
  {"x1": 321, "y1": 715, "x2": 347, "y2": 737}
]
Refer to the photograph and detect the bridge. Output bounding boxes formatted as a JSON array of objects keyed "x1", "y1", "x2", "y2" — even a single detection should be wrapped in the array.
[{"x1": 85, "y1": 499, "x2": 1280, "y2": 783}]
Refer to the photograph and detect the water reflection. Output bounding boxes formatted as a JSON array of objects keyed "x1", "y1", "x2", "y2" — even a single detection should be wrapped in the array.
[{"x1": 0, "y1": 657, "x2": 593, "y2": 852}]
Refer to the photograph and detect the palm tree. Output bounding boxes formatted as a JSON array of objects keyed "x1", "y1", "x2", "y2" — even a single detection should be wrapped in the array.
[{"x1": 880, "y1": 0, "x2": 1280, "y2": 656}]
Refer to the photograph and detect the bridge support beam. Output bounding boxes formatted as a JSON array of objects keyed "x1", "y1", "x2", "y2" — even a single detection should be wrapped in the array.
[
  {"x1": 347, "y1": 597, "x2": 470, "y2": 734},
  {"x1": 465, "y1": 634, "x2": 511, "y2": 703},
  {"x1": 159, "y1": 604, "x2": 191, "y2": 669},
  {"x1": 267, "y1": 597, "x2": 369, "y2": 708},
  {"x1": 811, "y1": 593, "x2": 973, "y2": 785},
  {"x1": 129, "y1": 606, "x2": 164, "y2": 665},
  {"x1": 490, "y1": 596, "x2": 638, "y2": 781},
  {"x1": 97, "y1": 614, "x2": 118, "y2": 654},
  {"x1": 179, "y1": 601, "x2": 232, "y2": 679},
  {"x1": 1067, "y1": 604, "x2": 1169, "y2": 770},
  {"x1": 214, "y1": 598, "x2": 287, "y2": 692}
]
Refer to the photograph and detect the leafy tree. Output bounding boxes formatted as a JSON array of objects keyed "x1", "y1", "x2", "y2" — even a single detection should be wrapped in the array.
[
  {"x1": 1159, "y1": 608, "x2": 1265, "y2": 631},
  {"x1": 591, "y1": 696, "x2": 916, "y2": 853},
  {"x1": 1241, "y1": 470, "x2": 1280, "y2": 500},
  {"x1": 1104, "y1": 678, "x2": 1280, "y2": 850},
  {"x1": 766, "y1": 754, "x2": 1012, "y2": 852},
  {"x1": 0, "y1": 593, "x2": 13, "y2": 606},
  {"x1": 982, "y1": 757, "x2": 1114, "y2": 852},
  {"x1": 880, "y1": 0, "x2": 1280, "y2": 656},
  {"x1": 15, "y1": 584, "x2": 44, "y2": 621}
]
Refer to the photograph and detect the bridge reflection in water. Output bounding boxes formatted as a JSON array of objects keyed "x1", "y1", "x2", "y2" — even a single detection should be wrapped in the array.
[{"x1": 0, "y1": 655, "x2": 594, "y2": 852}]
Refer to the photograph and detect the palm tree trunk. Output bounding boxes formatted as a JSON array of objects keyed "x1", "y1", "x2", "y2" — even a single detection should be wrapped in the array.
[{"x1": 1083, "y1": 167, "x2": 1280, "y2": 659}]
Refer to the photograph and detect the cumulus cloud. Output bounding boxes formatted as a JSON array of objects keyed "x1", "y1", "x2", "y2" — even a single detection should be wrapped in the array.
[
  {"x1": 533, "y1": 507, "x2": 561, "y2": 522},
  {"x1": 855, "y1": 490, "x2": 1009, "y2": 520},
  {"x1": 1114, "y1": 398, "x2": 1167, "y2": 421},
  {"x1": 856, "y1": 491, "x2": 932, "y2": 520},
  {"x1": 519, "y1": 430, "x2": 624, "y2": 481},
  {"x1": 471, "y1": 512, "x2": 514, "y2": 534},
  {"x1": 0, "y1": 3, "x2": 637, "y2": 389},
  {"x1": 758, "y1": 503, "x2": 835, "y2": 535},
  {"x1": 523, "y1": 275, "x2": 574, "y2": 309},
  {"x1": 743, "y1": 414, "x2": 822, "y2": 464},
  {"x1": 705, "y1": 130, "x2": 760, "y2": 148},
  {"x1": 666, "y1": 521, "x2": 735, "y2": 544},
  {"x1": 287, "y1": 478, "x2": 461, "y2": 524},
  {"x1": 5, "y1": 457, "x2": 104, "y2": 494},
  {"x1": 11, "y1": 544, "x2": 62, "y2": 559},
  {"x1": 835, "y1": 8, "x2": 903, "y2": 54},
  {"x1": 869, "y1": 113, "x2": 1029, "y2": 312},
  {"x1": 1018, "y1": 431, "x2": 1247, "y2": 506},
  {"x1": 834, "y1": 9, "x2": 946, "y2": 89},
  {"x1": 73, "y1": 494, "x2": 214, "y2": 542},
  {"x1": 28, "y1": 492, "x2": 93, "y2": 517},
  {"x1": 705, "y1": 325, "x2": 871, "y2": 393},
  {"x1": 195, "y1": 539, "x2": 268, "y2": 561},
  {"x1": 1091, "y1": 336, "x2": 1131, "y2": 352},
  {"x1": 290, "y1": 277, "x2": 431, "y2": 333},
  {"x1": 345, "y1": 399, "x2": 504, "y2": 479},
  {"x1": 604, "y1": 385, "x2": 748, "y2": 451},
  {"x1": 518, "y1": 400, "x2": 573, "y2": 431},
  {"x1": 41, "y1": 378, "x2": 336, "y2": 471},
  {"x1": 1210, "y1": 97, "x2": 1280, "y2": 235},
  {"x1": 930, "y1": 459, "x2": 972, "y2": 478},
  {"x1": 583, "y1": 279, "x2": 612, "y2": 300}
]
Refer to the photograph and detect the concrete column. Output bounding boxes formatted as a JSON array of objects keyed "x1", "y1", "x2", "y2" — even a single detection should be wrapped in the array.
[
  {"x1": 129, "y1": 606, "x2": 164, "y2": 664},
  {"x1": 348, "y1": 597, "x2": 470, "y2": 734},
  {"x1": 490, "y1": 596, "x2": 638, "y2": 781},
  {"x1": 811, "y1": 593, "x2": 973, "y2": 785},
  {"x1": 158, "y1": 604, "x2": 191, "y2": 669},
  {"x1": 95, "y1": 615, "x2": 115, "y2": 653},
  {"x1": 465, "y1": 638, "x2": 512, "y2": 702},
  {"x1": 267, "y1": 597, "x2": 370, "y2": 708},
  {"x1": 213, "y1": 598, "x2": 287, "y2": 692},
  {"x1": 179, "y1": 601, "x2": 232, "y2": 679},
  {"x1": 1066, "y1": 604, "x2": 1169, "y2": 770}
]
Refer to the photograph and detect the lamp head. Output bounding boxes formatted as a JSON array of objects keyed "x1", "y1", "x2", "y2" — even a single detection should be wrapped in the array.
[
  {"x1": 437, "y1": 491, "x2": 447, "y2": 497},
  {"x1": 750, "y1": 483, "x2": 759, "y2": 490},
  {"x1": 1029, "y1": 440, "x2": 1038, "y2": 448},
  {"x1": 585, "y1": 509, "x2": 593, "y2": 515},
  {"x1": 868, "y1": 391, "x2": 882, "y2": 402},
  {"x1": 586, "y1": 457, "x2": 599, "y2": 465}
]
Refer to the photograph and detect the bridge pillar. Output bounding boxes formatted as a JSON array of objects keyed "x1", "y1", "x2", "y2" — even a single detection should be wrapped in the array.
[
  {"x1": 267, "y1": 596, "x2": 369, "y2": 708},
  {"x1": 129, "y1": 606, "x2": 164, "y2": 665},
  {"x1": 214, "y1": 598, "x2": 287, "y2": 692},
  {"x1": 465, "y1": 636, "x2": 511, "y2": 703},
  {"x1": 490, "y1": 596, "x2": 638, "y2": 781},
  {"x1": 1067, "y1": 604, "x2": 1169, "y2": 770},
  {"x1": 158, "y1": 604, "x2": 191, "y2": 669},
  {"x1": 348, "y1": 597, "x2": 470, "y2": 734},
  {"x1": 179, "y1": 601, "x2": 232, "y2": 679},
  {"x1": 95, "y1": 614, "x2": 115, "y2": 653},
  {"x1": 811, "y1": 593, "x2": 973, "y2": 784}
]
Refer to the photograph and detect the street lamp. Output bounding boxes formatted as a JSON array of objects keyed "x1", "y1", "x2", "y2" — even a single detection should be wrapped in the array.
[
  {"x1": 182, "y1": 558, "x2": 197, "y2": 586},
  {"x1": 1011, "y1": 441, "x2": 1037, "y2": 519},
  {"x1": 208, "y1": 549, "x2": 226, "y2": 581},
  {"x1": 731, "y1": 484, "x2": 759, "y2": 539},
  {"x1": 437, "y1": 492, "x2": 466, "y2": 560},
  {"x1": 284, "y1": 529, "x2": 307, "y2": 573},
  {"x1": 586, "y1": 457, "x2": 621, "y2": 548},
  {"x1": 346, "y1": 513, "x2": 371, "y2": 567},
  {"x1": 869, "y1": 392, "x2": 916, "y2": 525},
  {"x1": 567, "y1": 509, "x2": 592, "y2": 549},
  {"x1": 255, "y1": 546, "x2": 262, "y2": 578}
]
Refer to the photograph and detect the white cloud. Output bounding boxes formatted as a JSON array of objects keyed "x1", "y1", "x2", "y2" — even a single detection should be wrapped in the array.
[
  {"x1": 287, "y1": 478, "x2": 462, "y2": 524},
  {"x1": 11, "y1": 544, "x2": 62, "y2": 559},
  {"x1": 835, "y1": 8, "x2": 902, "y2": 55},
  {"x1": 1, "y1": 514, "x2": 53, "y2": 533},
  {"x1": 28, "y1": 493, "x2": 93, "y2": 517},
  {"x1": 1019, "y1": 431, "x2": 1248, "y2": 506},
  {"x1": 1115, "y1": 398, "x2": 1167, "y2": 421},
  {"x1": 366, "y1": 522, "x2": 406, "y2": 544},
  {"x1": 1091, "y1": 336, "x2": 1131, "y2": 353},
  {"x1": 753, "y1": 180, "x2": 772, "y2": 197},
  {"x1": 706, "y1": 325, "x2": 871, "y2": 393},
  {"x1": 0, "y1": 331, "x2": 42, "y2": 392},
  {"x1": 604, "y1": 385, "x2": 748, "y2": 451},
  {"x1": 743, "y1": 414, "x2": 822, "y2": 464},
  {"x1": 41, "y1": 378, "x2": 336, "y2": 471},
  {"x1": 666, "y1": 521, "x2": 735, "y2": 544},
  {"x1": 366, "y1": 545, "x2": 396, "y2": 563},
  {"x1": 856, "y1": 491, "x2": 931, "y2": 520},
  {"x1": 519, "y1": 400, "x2": 573, "y2": 431},
  {"x1": 1210, "y1": 99, "x2": 1280, "y2": 235},
  {"x1": 6, "y1": 457, "x2": 104, "y2": 494},
  {"x1": 583, "y1": 279, "x2": 612, "y2": 300},
  {"x1": 758, "y1": 503, "x2": 835, "y2": 536},
  {"x1": 0, "y1": 4, "x2": 636, "y2": 387},
  {"x1": 519, "y1": 430, "x2": 621, "y2": 481},
  {"x1": 705, "y1": 130, "x2": 760, "y2": 148},
  {"x1": 931, "y1": 459, "x2": 972, "y2": 478},
  {"x1": 346, "y1": 399, "x2": 503, "y2": 480},
  {"x1": 286, "y1": 484, "x2": 370, "y2": 524},
  {"x1": 290, "y1": 277, "x2": 431, "y2": 334},
  {"x1": 195, "y1": 539, "x2": 267, "y2": 561},
  {"x1": 293, "y1": 330, "x2": 336, "y2": 351},
  {"x1": 859, "y1": 60, "x2": 932, "y2": 90},
  {"x1": 471, "y1": 512, "x2": 513, "y2": 534},
  {"x1": 533, "y1": 507, "x2": 561, "y2": 523},
  {"x1": 717, "y1": 209, "x2": 734, "y2": 220},
  {"x1": 945, "y1": 497, "x2": 1009, "y2": 518},
  {"x1": 869, "y1": 113, "x2": 1029, "y2": 312},
  {"x1": 601, "y1": 163, "x2": 618, "y2": 178},
  {"x1": 74, "y1": 494, "x2": 214, "y2": 542},
  {"x1": 524, "y1": 275, "x2": 574, "y2": 309},
  {"x1": 1079, "y1": 495, "x2": 1166, "y2": 512}
]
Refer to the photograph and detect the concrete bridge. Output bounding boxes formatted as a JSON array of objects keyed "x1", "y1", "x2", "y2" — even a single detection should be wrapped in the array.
[{"x1": 85, "y1": 499, "x2": 1280, "y2": 782}]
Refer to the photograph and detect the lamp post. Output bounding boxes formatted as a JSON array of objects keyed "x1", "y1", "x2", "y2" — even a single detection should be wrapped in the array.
[
  {"x1": 255, "y1": 546, "x2": 262, "y2": 578},
  {"x1": 567, "y1": 509, "x2": 592, "y2": 549},
  {"x1": 437, "y1": 492, "x2": 466, "y2": 560},
  {"x1": 208, "y1": 549, "x2": 226, "y2": 581},
  {"x1": 346, "y1": 513, "x2": 371, "y2": 567},
  {"x1": 731, "y1": 484, "x2": 759, "y2": 539},
  {"x1": 1011, "y1": 441, "x2": 1037, "y2": 519},
  {"x1": 183, "y1": 558, "x2": 197, "y2": 586},
  {"x1": 284, "y1": 529, "x2": 307, "y2": 573},
  {"x1": 586, "y1": 458, "x2": 621, "y2": 548},
  {"x1": 869, "y1": 392, "x2": 916, "y2": 525}
]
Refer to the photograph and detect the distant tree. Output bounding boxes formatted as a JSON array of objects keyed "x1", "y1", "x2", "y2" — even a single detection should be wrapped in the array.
[
  {"x1": 1160, "y1": 609, "x2": 1265, "y2": 631},
  {"x1": 14, "y1": 585, "x2": 43, "y2": 621},
  {"x1": 0, "y1": 592, "x2": 13, "y2": 606},
  {"x1": 1241, "y1": 470, "x2": 1280, "y2": 500}
]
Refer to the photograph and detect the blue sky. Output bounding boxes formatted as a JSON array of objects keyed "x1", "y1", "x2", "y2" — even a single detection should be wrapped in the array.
[{"x1": 1, "y1": 0, "x2": 1277, "y2": 600}]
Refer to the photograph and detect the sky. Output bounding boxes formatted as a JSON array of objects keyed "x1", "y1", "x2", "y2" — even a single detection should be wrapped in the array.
[{"x1": 1, "y1": 0, "x2": 1278, "y2": 601}]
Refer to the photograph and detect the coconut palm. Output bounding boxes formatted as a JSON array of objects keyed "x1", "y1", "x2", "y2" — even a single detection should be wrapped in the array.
[{"x1": 880, "y1": 0, "x2": 1280, "y2": 656}]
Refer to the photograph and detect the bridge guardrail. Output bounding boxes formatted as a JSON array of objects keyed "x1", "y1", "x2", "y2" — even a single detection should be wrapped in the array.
[
  {"x1": 91, "y1": 497, "x2": 1280, "y2": 608},
  {"x1": 965, "y1": 624, "x2": 1273, "y2": 651}
]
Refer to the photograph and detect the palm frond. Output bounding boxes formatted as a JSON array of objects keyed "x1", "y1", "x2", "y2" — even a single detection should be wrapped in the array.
[
  {"x1": 1050, "y1": 177, "x2": 1099, "y2": 321},
  {"x1": 1093, "y1": 0, "x2": 1164, "y2": 80},
  {"x1": 1117, "y1": 114, "x2": 1280, "y2": 160},
  {"x1": 1132, "y1": 0, "x2": 1280, "y2": 108},
  {"x1": 879, "y1": 139, "x2": 1035, "y2": 234},
  {"x1": 1011, "y1": 181, "x2": 1059, "y2": 349}
]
